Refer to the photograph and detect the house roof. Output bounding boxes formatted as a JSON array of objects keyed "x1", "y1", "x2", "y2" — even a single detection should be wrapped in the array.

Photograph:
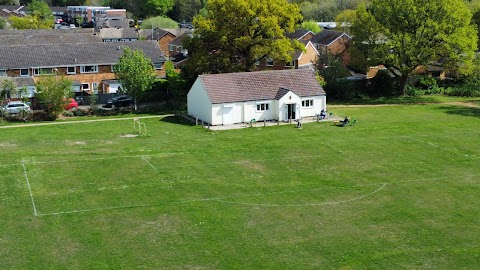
[
  {"x1": 311, "y1": 30, "x2": 351, "y2": 46},
  {"x1": 0, "y1": 32, "x2": 102, "y2": 46},
  {"x1": 99, "y1": 28, "x2": 139, "y2": 39},
  {"x1": 0, "y1": 41, "x2": 166, "y2": 69},
  {"x1": 199, "y1": 69, "x2": 325, "y2": 104},
  {"x1": 145, "y1": 29, "x2": 175, "y2": 40},
  {"x1": 0, "y1": 29, "x2": 94, "y2": 36},
  {"x1": 0, "y1": 77, "x2": 35, "y2": 87},
  {"x1": 169, "y1": 32, "x2": 191, "y2": 46},
  {"x1": 285, "y1": 29, "x2": 313, "y2": 40}
]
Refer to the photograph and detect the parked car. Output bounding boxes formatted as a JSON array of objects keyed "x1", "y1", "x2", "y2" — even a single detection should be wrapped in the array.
[
  {"x1": 1, "y1": 101, "x2": 31, "y2": 115},
  {"x1": 64, "y1": 98, "x2": 78, "y2": 110},
  {"x1": 103, "y1": 95, "x2": 133, "y2": 108}
]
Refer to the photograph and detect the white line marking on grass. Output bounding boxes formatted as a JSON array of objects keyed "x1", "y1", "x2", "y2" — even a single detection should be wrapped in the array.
[
  {"x1": 320, "y1": 141, "x2": 345, "y2": 154},
  {"x1": 33, "y1": 173, "x2": 480, "y2": 216},
  {"x1": 141, "y1": 156, "x2": 157, "y2": 171},
  {"x1": 214, "y1": 183, "x2": 387, "y2": 207},
  {"x1": 406, "y1": 136, "x2": 479, "y2": 159},
  {"x1": 22, "y1": 161, "x2": 38, "y2": 217}
]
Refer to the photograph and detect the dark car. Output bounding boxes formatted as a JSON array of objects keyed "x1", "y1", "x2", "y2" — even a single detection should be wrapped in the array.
[{"x1": 103, "y1": 95, "x2": 133, "y2": 108}]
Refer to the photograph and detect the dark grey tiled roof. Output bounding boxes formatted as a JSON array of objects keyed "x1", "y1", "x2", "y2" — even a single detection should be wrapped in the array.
[
  {"x1": 199, "y1": 69, "x2": 325, "y2": 104},
  {"x1": 169, "y1": 32, "x2": 191, "y2": 46},
  {"x1": 145, "y1": 29, "x2": 173, "y2": 40},
  {"x1": 311, "y1": 30, "x2": 350, "y2": 46},
  {"x1": 0, "y1": 77, "x2": 35, "y2": 87},
  {"x1": 0, "y1": 32, "x2": 102, "y2": 46},
  {"x1": 0, "y1": 29, "x2": 94, "y2": 36},
  {"x1": 99, "y1": 28, "x2": 139, "y2": 39},
  {"x1": 0, "y1": 41, "x2": 165, "y2": 69},
  {"x1": 285, "y1": 29, "x2": 312, "y2": 40}
]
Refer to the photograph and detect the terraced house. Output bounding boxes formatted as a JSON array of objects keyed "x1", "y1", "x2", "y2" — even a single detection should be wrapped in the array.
[{"x1": 0, "y1": 30, "x2": 166, "y2": 95}]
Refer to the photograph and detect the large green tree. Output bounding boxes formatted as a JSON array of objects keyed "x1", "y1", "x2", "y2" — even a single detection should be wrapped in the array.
[
  {"x1": 184, "y1": 0, "x2": 304, "y2": 76},
  {"x1": 114, "y1": 47, "x2": 157, "y2": 111},
  {"x1": 352, "y1": 0, "x2": 477, "y2": 94},
  {"x1": 36, "y1": 75, "x2": 73, "y2": 119},
  {"x1": 10, "y1": 0, "x2": 53, "y2": 29},
  {"x1": 102, "y1": 0, "x2": 174, "y2": 18}
]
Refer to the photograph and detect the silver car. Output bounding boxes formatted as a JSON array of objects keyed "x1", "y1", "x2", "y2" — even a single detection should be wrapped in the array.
[{"x1": 1, "y1": 101, "x2": 31, "y2": 115}]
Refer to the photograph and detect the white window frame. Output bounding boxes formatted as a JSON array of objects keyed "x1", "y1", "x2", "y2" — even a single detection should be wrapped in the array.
[
  {"x1": 266, "y1": 58, "x2": 274, "y2": 67},
  {"x1": 20, "y1": 69, "x2": 30, "y2": 76},
  {"x1": 67, "y1": 66, "x2": 76, "y2": 74},
  {"x1": 168, "y1": 45, "x2": 174, "y2": 51},
  {"x1": 92, "y1": 82, "x2": 99, "y2": 94},
  {"x1": 256, "y1": 102, "x2": 270, "y2": 112},
  {"x1": 80, "y1": 65, "x2": 98, "y2": 74},
  {"x1": 0, "y1": 69, "x2": 6, "y2": 77},
  {"x1": 302, "y1": 99, "x2": 314, "y2": 108},
  {"x1": 81, "y1": 83, "x2": 90, "y2": 91},
  {"x1": 33, "y1": 68, "x2": 53, "y2": 76}
]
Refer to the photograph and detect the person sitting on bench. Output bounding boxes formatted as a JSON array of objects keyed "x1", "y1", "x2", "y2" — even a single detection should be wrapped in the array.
[
  {"x1": 320, "y1": 109, "x2": 326, "y2": 119},
  {"x1": 340, "y1": 116, "x2": 349, "y2": 126}
]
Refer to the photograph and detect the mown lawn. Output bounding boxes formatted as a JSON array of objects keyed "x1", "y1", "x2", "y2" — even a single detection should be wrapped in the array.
[{"x1": 1, "y1": 103, "x2": 479, "y2": 269}]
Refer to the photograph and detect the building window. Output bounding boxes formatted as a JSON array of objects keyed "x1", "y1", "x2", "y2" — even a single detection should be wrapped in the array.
[
  {"x1": 169, "y1": 45, "x2": 174, "y2": 51},
  {"x1": 80, "y1": 65, "x2": 98, "y2": 73},
  {"x1": 67, "y1": 66, "x2": 76, "y2": 74},
  {"x1": 0, "y1": 69, "x2": 6, "y2": 77},
  {"x1": 302, "y1": 99, "x2": 314, "y2": 107},
  {"x1": 266, "y1": 58, "x2": 274, "y2": 66},
  {"x1": 82, "y1": 83, "x2": 90, "y2": 91},
  {"x1": 33, "y1": 68, "x2": 53, "y2": 76},
  {"x1": 177, "y1": 46, "x2": 182, "y2": 52},
  {"x1": 285, "y1": 61, "x2": 294, "y2": 67},
  {"x1": 256, "y1": 102, "x2": 270, "y2": 111},
  {"x1": 153, "y1": 62, "x2": 163, "y2": 70},
  {"x1": 255, "y1": 60, "x2": 260, "y2": 66},
  {"x1": 20, "y1": 69, "x2": 30, "y2": 76}
]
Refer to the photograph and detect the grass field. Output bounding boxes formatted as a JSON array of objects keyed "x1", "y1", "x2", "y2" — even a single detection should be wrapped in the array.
[{"x1": 1, "y1": 102, "x2": 480, "y2": 269}]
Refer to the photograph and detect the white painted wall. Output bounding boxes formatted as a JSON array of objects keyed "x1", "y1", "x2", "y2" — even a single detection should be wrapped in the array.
[
  {"x1": 277, "y1": 91, "x2": 302, "y2": 122},
  {"x1": 243, "y1": 100, "x2": 276, "y2": 122},
  {"x1": 299, "y1": 95, "x2": 326, "y2": 118},
  {"x1": 187, "y1": 79, "x2": 213, "y2": 124}
]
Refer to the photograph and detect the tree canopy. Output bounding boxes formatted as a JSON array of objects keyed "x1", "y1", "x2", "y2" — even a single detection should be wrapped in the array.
[
  {"x1": 102, "y1": 0, "x2": 174, "y2": 18},
  {"x1": 10, "y1": 0, "x2": 53, "y2": 29},
  {"x1": 352, "y1": 0, "x2": 477, "y2": 93},
  {"x1": 301, "y1": 20, "x2": 321, "y2": 34},
  {"x1": 113, "y1": 47, "x2": 157, "y2": 111},
  {"x1": 36, "y1": 75, "x2": 73, "y2": 119},
  {"x1": 184, "y1": 0, "x2": 304, "y2": 77}
]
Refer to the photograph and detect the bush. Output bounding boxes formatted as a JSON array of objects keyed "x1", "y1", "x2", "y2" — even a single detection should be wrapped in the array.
[
  {"x1": 141, "y1": 16, "x2": 179, "y2": 29},
  {"x1": 444, "y1": 85, "x2": 480, "y2": 97}
]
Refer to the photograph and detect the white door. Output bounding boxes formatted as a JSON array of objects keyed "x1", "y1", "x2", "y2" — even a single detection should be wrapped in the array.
[{"x1": 223, "y1": 106, "x2": 234, "y2": 125}]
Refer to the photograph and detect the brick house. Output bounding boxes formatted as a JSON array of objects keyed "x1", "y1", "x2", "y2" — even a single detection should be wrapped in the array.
[
  {"x1": 0, "y1": 32, "x2": 166, "y2": 95},
  {"x1": 144, "y1": 29, "x2": 178, "y2": 56},
  {"x1": 310, "y1": 30, "x2": 351, "y2": 56},
  {"x1": 253, "y1": 40, "x2": 319, "y2": 71}
]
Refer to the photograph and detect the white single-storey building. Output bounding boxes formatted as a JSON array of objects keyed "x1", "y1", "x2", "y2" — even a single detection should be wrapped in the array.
[{"x1": 187, "y1": 69, "x2": 326, "y2": 125}]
